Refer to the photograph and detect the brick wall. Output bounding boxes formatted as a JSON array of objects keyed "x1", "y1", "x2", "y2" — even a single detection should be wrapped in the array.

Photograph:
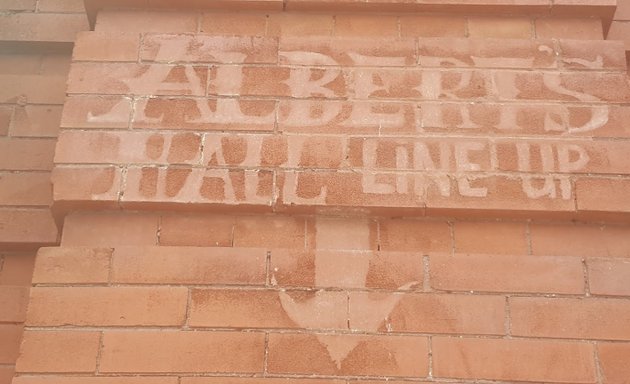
[
  {"x1": 3, "y1": 1, "x2": 630, "y2": 383},
  {"x1": 0, "y1": 50, "x2": 70, "y2": 250},
  {"x1": 53, "y1": 9, "x2": 630, "y2": 217},
  {"x1": 0, "y1": 0, "x2": 87, "y2": 44},
  {"x1": 609, "y1": 0, "x2": 630, "y2": 61},
  {"x1": 0, "y1": 0, "x2": 90, "y2": 249},
  {"x1": 0, "y1": 1, "x2": 89, "y2": 381},
  {"x1": 0, "y1": 252, "x2": 35, "y2": 384},
  {"x1": 11, "y1": 212, "x2": 630, "y2": 383}
]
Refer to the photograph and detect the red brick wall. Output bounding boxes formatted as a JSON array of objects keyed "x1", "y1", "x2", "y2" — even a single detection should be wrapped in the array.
[
  {"x1": 53, "y1": 9, "x2": 629, "y2": 217},
  {"x1": 0, "y1": 0, "x2": 87, "y2": 44},
  {"x1": 0, "y1": 252, "x2": 35, "y2": 384},
  {"x1": 0, "y1": 2, "x2": 89, "y2": 381},
  {"x1": 0, "y1": 49, "x2": 69, "y2": 249},
  {"x1": 0, "y1": 0, "x2": 90, "y2": 249},
  {"x1": 3, "y1": 1, "x2": 630, "y2": 384},
  {"x1": 11, "y1": 212, "x2": 630, "y2": 383},
  {"x1": 608, "y1": 0, "x2": 630, "y2": 56}
]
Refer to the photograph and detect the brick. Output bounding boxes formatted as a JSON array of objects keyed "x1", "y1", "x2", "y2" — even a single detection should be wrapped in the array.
[
  {"x1": 0, "y1": 74, "x2": 67, "y2": 104},
  {"x1": 151, "y1": 0, "x2": 282, "y2": 12},
  {"x1": 10, "y1": 106, "x2": 62, "y2": 137},
  {"x1": 37, "y1": 0, "x2": 85, "y2": 12},
  {"x1": 132, "y1": 98, "x2": 276, "y2": 131},
  {"x1": 349, "y1": 382, "x2": 421, "y2": 384},
  {"x1": 432, "y1": 337, "x2": 596, "y2": 382},
  {"x1": 270, "y1": 249, "x2": 423, "y2": 290},
  {"x1": 418, "y1": 37, "x2": 556, "y2": 68},
  {"x1": 279, "y1": 37, "x2": 415, "y2": 66},
  {"x1": 308, "y1": 0, "x2": 550, "y2": 13},
  {"x1": 424, "y1": 174, "x2": 577, "y2": 214},
  {"x1": 598, "y1": 343, "x2": 630, "y2": 384},
  {"x1": 73, "y1": 32, "x2": 140, "y2": 62},
  {"x1": 13, "y1": 378, "x2": 178, "y2": 384},
  {"x1": 27, "y1": 286, "x2": 188, "y2": 326},
  {"x1": 39, "y1": 54, "x2": 72, "y2": 76},
  {"x1": 0, "y1": 13, "x2": 88, "y2": 43},
  {"x1": 344, "y1": 67, "x2": 424, "y2": 100},
  {"x1": 99, "y1": 331, "x2": 265, "y2": 373},
  {"x1": 286, "y1": 0, "x2": 426, "y2": 11},
  {"x1": 32, "y1": 247, "x2": 111, "y2": 284},
  {"x1": 349, "y1": 292, "x2": 504, "y2": 335},
  {"x1": 159, "y1": 214, "x2": 234, "y2": 246},
  {"x1": 0, "y1": 53, "x2": 41, "y2": 75},
  {"x1": 400, "y1": 15, "x2": 467, "y2": 37},
  {"x1": 95, "y1": 11, "x2": 198, "y2": 33},
  {"x1": 454, "y1": 221, "x2": 528, "y2": 255},
  {"x1": 61, "y1": 96, "x2": 132, "y2": 129},
  {"x1": 615, "y1": 0, "x2": 630, "y2": 19},
  {"x1": 0, "y1": 252, "x2": 35, "y2": 285},
  {"x1": 379, "y1": 219, "x2": 451, "y2": 252},
  {"x1": 0, "y1": 107, "x2": 11, "y2": 136},
  {"x1": 208, "y1": 66, "x2": 346, "y2": 98},
  {"x1": 0, "y1": 173, "x2": 52, "y2": 206},
  {"x1": 588, "y1": 259, "x2": 630, "y2": 296},
  {"x1": 0, "y1": 366, "x2": 14, "y2": 384},
  {"x1": 121, "y1": 166, "x2": 274, "y2": 208},
  {"x1": 559, "y1": 39, "x2": 626, "y2": 70},
  {"x1": 0, "y1": 209, "x2": 58, "y2": 246},
  {"x1": 141, "y1": 34, "x2": 278, "y2": 64},
  {"x1": 278, "y1": 100, "x2": 415, "y2": 135},
  {"x1": 0, "y1": 324, "x2": 22, "y2": 364},
  {"x1": 415, "y1": 102, "x2": 630, "y2": 137},
  {"x1": 510, "y1": 297, "x2": 630, "y2": 340},
  {"x1": 182, "y1": 379, "x2": 344, "y2": 384},
  {"x1": 334, "y1": 14, "x2": 398, "y2": 37},
  {"x1": 201, "y1": 133, "x2": 285, "y2": 168},
  {"x1": 0, "y1": 0, "x2": 36, "y2": 10},
  {"x1": 112, "y1": 246, "x2": 266, "y2": 285},
  {"x1": 494, "y1": 139, "x2": 630, "y2": 175},
  {"x1": 61, "y1": 212, "x2": 158, "y2": 247},
  {"x1": 55, "y1": 131, "x2": 202, "y2": 165},
  {"x1": 201, "y1": 12, "x2": 267, "y2": 35},
  {"x1": 233, "y1": 215, "x2": 306, "y2": 248},
  {"x1": 551, "y1": 0, "x2": 617, "y2": 17},
  {"x1": 494, "y1": 71, "x2": 630, "y2": 103},
  {"x1": 268, "y1": 13, "x2": 334, "y2": 36},
  {"x1": 267, "y1": 333, "x2": 428, "y2": 377},
  {"x1": 530, "y1": 223, "x2": 630, "y2": 258},
  {"x1": 309, "y1": 217, "x2": 378, "y2": 250},
  {"x1": 67, "y1": 63, "x2": 208, "y2": 96},
  {"x1": 189, "y1": 289, "x2": 348, "y2": 329},
  {"x1": 576, "y1": 178, "x2": 630, "y2": 213},
  {"x1": 276, "y1": 170, "x2": 424, "y2": 212},
  {"x1": 535, "y1": 17, "x2": 603, "y2": 39},
  {"x1": 346, "y1": 137, "x2": 496, "y2": 172},
  {"x1": 566, "y1": 105, "x2": 630, "y2": 138},
  {"x1": 206, "y1": 133, "x2": 283, "y2": 167},
  {"x1": 51, "y1": 166, "x2": 122, "y2": 205},
  {"x1": 607, "y1": 21, "x2": 630, "y2": 50},
  {"x1": 468, "y1": 17, "x2": 533, "y2": 38},
  {"x1": 0, "y1": 138, "x2": 55, "y2": 171},
  {"x1": 430, "y1": 253, "x2": 585, "y2": 294},
  {"x1": 15, "y1": 331, "x2": 100, "y2": 373}
]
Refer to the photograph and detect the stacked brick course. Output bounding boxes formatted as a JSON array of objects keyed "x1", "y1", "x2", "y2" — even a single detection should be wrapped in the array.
[
  {"x1": 54, "y1": 12, "x2": 630, "y2": 217},
  {"x1": 0, "y1": 252, "x2": 35, "y2": 384},
  {"x1": 1, "y1": 1, "x2": 630, "y2": 384}
]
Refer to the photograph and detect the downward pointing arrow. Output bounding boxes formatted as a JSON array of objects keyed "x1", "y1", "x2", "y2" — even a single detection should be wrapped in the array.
[{"x1": 278, "y1": 251, "x2": 417, "y2": 370}]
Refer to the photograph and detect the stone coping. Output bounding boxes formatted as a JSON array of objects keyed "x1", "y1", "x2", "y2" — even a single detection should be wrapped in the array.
[{"x1": 84, "y1": 0, "x2": 617, "y2": 29}]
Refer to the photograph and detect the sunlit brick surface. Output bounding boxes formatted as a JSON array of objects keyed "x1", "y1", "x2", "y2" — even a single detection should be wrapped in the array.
[
  {"x1": 3, "y1": 1, "x2": 630, "y2": 384},
  {"x1": 53, "y1": 16, "x2": 630, "y2": 217}
]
